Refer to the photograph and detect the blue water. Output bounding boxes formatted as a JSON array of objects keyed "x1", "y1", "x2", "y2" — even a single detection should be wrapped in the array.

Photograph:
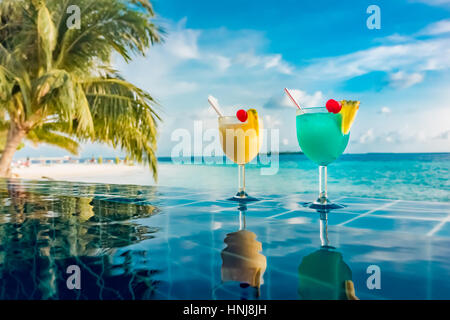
[
  {"x1": 33, "y1": 153, "x2": 449, "y2": 203},
  {"x1": 0, "y1": 179, "x2": 449, "y2": 300},
  {"x1": 153, "y1": 153, "x2": 450, "y2": 203}
]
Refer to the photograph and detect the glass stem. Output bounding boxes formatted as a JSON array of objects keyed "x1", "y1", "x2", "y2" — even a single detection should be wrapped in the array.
[
  {"x1": 319, "y1": 211, "x2": 329, "y2": 247},
  {"x1": 318, "y1": 165, "x2": 327, "y2": 204},
  {"x1": 239, "y1": 210, "x2": 246, "y2": 230},
  {"x1": 238, "y1": 164, "x2": 245, "y2": 194},
  {"x1": 239, "y1": 210, "x2": 243, "y2": 230},
  {"x1": 238, "y1": 204, "x2": 247, "y2": 230}
]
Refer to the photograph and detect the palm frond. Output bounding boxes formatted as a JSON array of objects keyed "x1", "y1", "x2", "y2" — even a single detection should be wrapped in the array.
[
  {"x1": 26, "y1": 125, "x2": 80, "y2": 154},
  {"x1": 79, "y1": 75, "x2": 160, "y2": 180},
  {"x1": 0, "y1": 0, "x2": 163, "y2": 179},
  {"x1": 55, "y1": 0, "x2": 163, "y2": 71},
  {"x1": 36, "y1": 3, "x2": 57, "y2": 73}
]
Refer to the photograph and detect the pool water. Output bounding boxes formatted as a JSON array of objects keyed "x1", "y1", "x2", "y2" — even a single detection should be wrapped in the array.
[{"x1": 0, "y1": 179, "x2": 449, "y2": 300}]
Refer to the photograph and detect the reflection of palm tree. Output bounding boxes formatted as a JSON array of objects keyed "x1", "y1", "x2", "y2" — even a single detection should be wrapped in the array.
[
  {"x1": 220, "y1": 204, "x2": 267, "y2": 298},
  {"x1": 298, "y1": 209, "x2": 359, "y2": 300},
  {"x1": 0, "y1": 180, "x2": 160, "y2": 299}
]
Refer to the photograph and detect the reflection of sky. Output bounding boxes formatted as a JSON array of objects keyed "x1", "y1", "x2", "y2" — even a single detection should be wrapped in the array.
[
  {"x1": 1, "y1": 180, "x2": 450, "y2": 299},
  {"x1": 16, "y1": 0, "x2": 450, "y2": 158}
]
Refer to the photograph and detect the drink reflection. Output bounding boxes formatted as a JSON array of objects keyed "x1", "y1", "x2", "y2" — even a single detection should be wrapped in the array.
[
  {"x1": 298, "y1": 209, "x2": 359, "y2": 300},
  {"x1": 219, "y1": 204, "x2": 267, "y2": 299}
]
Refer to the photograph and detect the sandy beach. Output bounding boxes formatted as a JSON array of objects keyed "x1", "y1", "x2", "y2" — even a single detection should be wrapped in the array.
[{"x1": 12, "y1": 163, "x2": 154, "y2": 184}]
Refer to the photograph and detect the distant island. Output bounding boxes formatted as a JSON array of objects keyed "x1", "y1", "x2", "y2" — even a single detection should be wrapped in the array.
[
  {"x1": 260, "y1": 151, "x2": 304, "y2": 155},
  {"x1": 277, "y1": 151, "x2": 304, "y2": 155}
]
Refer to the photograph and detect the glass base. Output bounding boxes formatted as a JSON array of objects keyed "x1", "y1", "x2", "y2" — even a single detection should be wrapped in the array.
[
  {"x1": 303, "y1": 197, "x2": 345, "y2": 210},
  {"x1": 227, "y1": 191, "x2": 259, "y2": 203}
]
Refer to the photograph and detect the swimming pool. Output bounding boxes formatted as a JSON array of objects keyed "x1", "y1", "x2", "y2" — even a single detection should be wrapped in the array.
[{"x1": 0, "y1": 179, "x2": 449, "y2": 300}]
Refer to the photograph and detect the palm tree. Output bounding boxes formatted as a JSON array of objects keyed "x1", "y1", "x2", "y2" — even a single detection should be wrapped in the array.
[{"x1": 0, "y1": 0, "x2": 162, "y2": 178}]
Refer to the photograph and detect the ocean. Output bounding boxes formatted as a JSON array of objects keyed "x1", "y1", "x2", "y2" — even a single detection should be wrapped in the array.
[{"x1": 72, "y1": 153, "x2": 450, "y2": 203}]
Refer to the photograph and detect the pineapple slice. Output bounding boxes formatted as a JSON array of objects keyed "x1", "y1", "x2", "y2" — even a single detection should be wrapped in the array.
[
  {"x1": 243, "y1": 109, "x2": 259, "y2": 134},
  {"x1": 243, "y1": 108, "x2": 262, "y2": 149},
  {"x1": 340, "y1": 100, "x2": 360, "y2": 134}
]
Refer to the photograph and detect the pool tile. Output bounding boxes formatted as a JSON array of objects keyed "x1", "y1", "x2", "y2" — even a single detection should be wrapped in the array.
[
  {"x1": 338, "y1": 197, "x2": 395, "y2": 205},
  {"x1": 390, "y1": 201, "x2": 450, "y2": 212},
  {"x1": 344, "y1": 215, "x2": 440, "y2": 234},
  {"x1": 433, "y1": 222, "x2": 450, "y2": 238},
  {"x1": 369, "y1": 209, "x2": 448, "y2": 220}
]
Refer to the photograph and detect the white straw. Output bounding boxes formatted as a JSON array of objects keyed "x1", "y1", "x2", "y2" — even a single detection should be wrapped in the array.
[{"x1": 208, "y1": 95, "x2": 224, "y2": 117}]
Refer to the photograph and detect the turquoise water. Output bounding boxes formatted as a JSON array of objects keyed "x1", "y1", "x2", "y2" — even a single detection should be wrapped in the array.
[
  {"x1": 154, "y1": 153, "x2": 450, "y2": 203},
  {"x1": 61, "y1": 153, "x2": 450, "y2": 203},
  {"x1": 296, "y1": 113, "x2": 349, "y2": 166}
]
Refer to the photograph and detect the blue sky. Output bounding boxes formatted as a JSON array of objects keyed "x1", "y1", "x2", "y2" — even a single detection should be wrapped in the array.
[{"x1": 16, "y1": 0, "x2": 450, "y2": 158}]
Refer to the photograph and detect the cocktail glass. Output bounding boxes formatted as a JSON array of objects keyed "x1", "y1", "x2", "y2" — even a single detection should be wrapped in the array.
[
  {"x1": 296, "y1": 107, "x2": 350, "y2": 209},
  {"x1": 218, "y1": 112, "x2": 261, "y2": 202}
]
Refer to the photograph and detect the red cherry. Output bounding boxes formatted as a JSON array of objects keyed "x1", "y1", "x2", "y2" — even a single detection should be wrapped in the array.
[
  {"x1": 326, "y1": 99, "x2": 341, "y2": 113},
  {"x1": 236, "y1": 109, "x2": 248, "y2": 122}
]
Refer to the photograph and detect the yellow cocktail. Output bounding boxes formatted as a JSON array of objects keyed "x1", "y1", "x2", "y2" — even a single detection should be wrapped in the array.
[
  {"x1": 218, "y1": 109, "x2": 262, "y2": 201},
  {"x1": 218, "y1": 111, "x2": 261, "y2": 164}
]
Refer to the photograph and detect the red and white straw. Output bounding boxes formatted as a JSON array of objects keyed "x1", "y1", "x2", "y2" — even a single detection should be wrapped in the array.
[{"x1": 284, "y1": 88, "x2": 305, "y2": 113}]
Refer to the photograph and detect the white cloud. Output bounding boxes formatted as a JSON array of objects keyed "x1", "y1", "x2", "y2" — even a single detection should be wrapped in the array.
[
  {"x1": 358, "y1": 129, "x2": 405, "y2": 145},
  {"x1": 159, "y1": 19, "x2": 293, "y2": 75},
  {"x1": 287, "y1": 89, "x2": 324, "y2": 107},
  {"x1": 389, "y1": 71, "x2": 424, "y2": 88},
  {"x1": 236, "y1": 52, "x2": 293, "y2": 75},
  {"x1": 117, "y1": 18, "x2": 297, "y2": 101},
  {"x1": 164, "y1": 26, "x2": 200, "y2": 60},
  {"x1": 264, "y1": 89, "x2": 324, "y2": 109},
  {"x1": 380, "y1": 107, "x2": 391, "y2": 114},
  {"x1": 301, "y1": 37, "x2": 450, "y2": 80},
  {"x1": 375, "y1": 33, "x2": 414, "y2": 44},
  {"x1": 359, "y1": 128, "x2": 375, "y2": 144},
  {"x1": 167, "y1": 81, "x2": 199, "y2": 94},
  {"x1": 162, "y1": 19, "x2": 233, "y2": 73},
  {"x1": 213, "y1": 55, "x2": 231, "y2": 71},
  {"x1": 434, "y1": 129, "x2": 450, "y2": 140},
  {"x1": 263, "y1": 115, "x2": 282, "y2": 129},
  {"x1": 354, "y1": 106, "x2": 450, "y2": 148},
  {"x1": 419, "y1": 19, "x2": 450, "y2": 36}
]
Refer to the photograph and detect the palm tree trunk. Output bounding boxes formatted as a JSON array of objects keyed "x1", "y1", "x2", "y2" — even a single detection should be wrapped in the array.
[{"x1": 0, "y1": 123, "x2": 26, "y2": 177}]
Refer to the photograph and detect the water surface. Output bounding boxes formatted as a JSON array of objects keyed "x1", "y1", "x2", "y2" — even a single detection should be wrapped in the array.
[{"x1": 1, "y1": 179, "x2": 449, "y2": 300}]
